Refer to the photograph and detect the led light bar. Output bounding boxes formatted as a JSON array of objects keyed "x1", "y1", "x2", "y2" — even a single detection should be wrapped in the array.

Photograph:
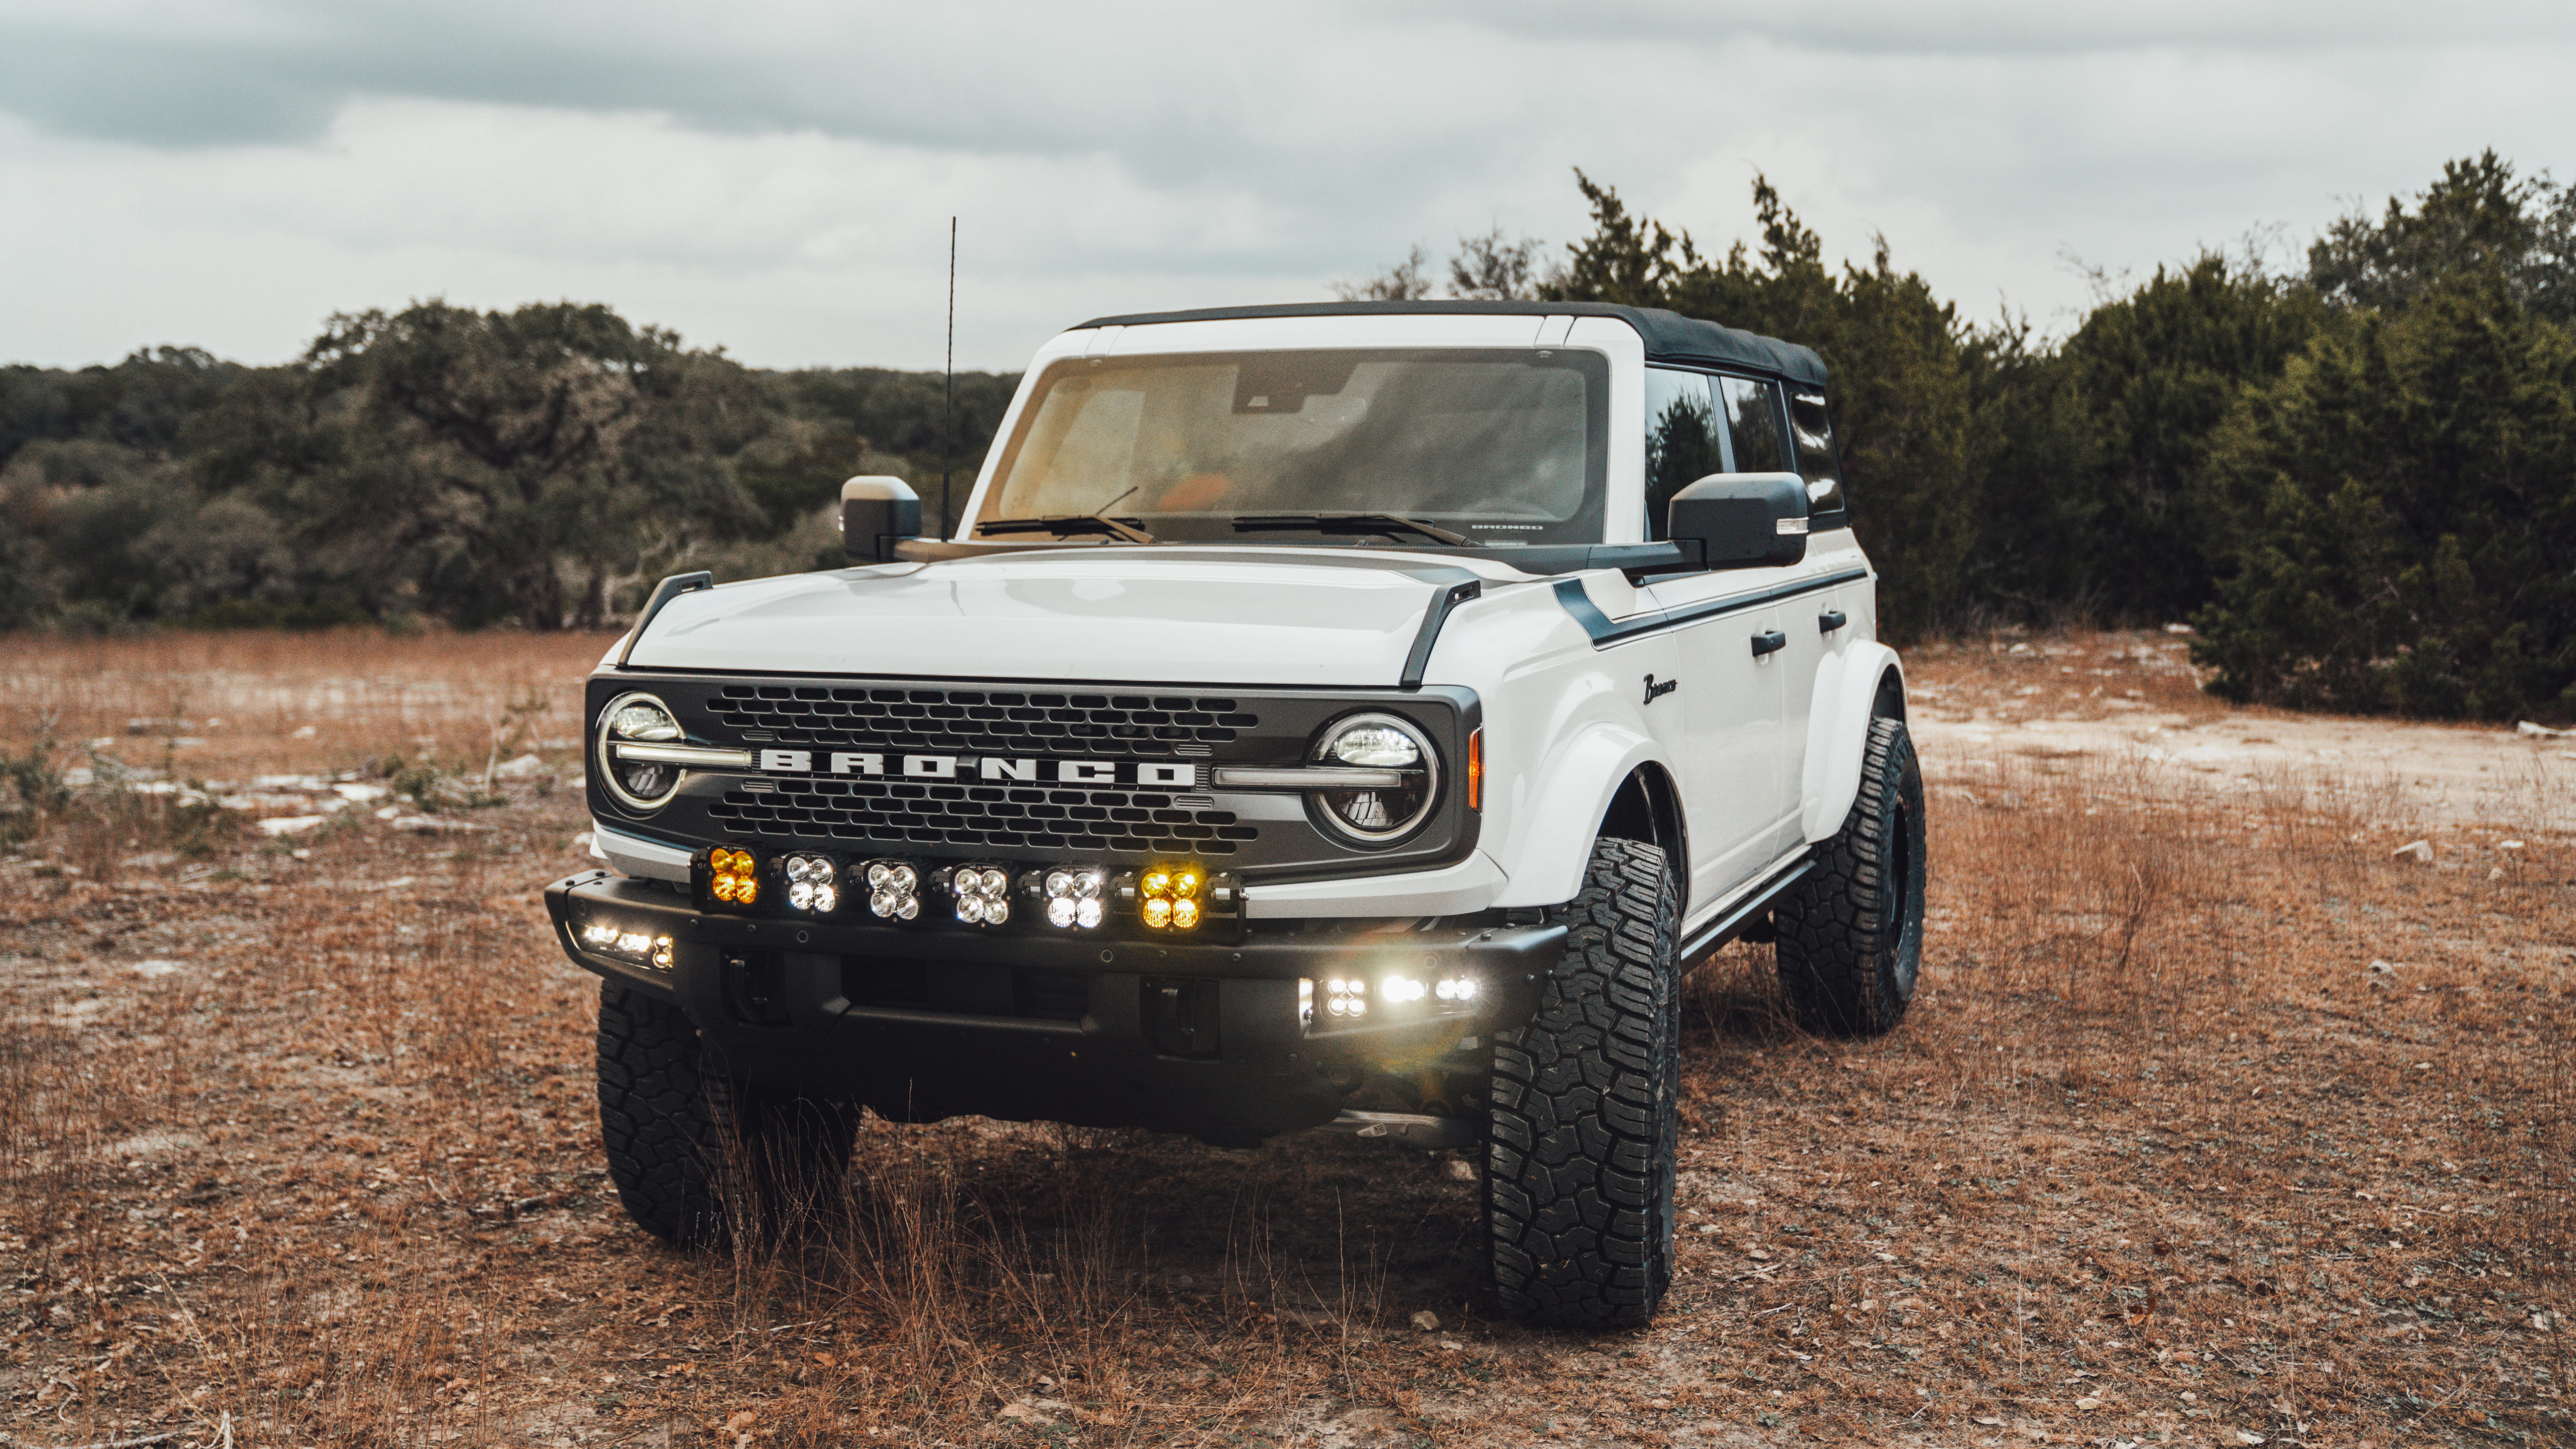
[
  {"x1": 1300, "y1": 970, "x2": 1481, "y2": 1031},
  {"x1": 579, "y1": 920, "x2": 674, "y2": 971}
]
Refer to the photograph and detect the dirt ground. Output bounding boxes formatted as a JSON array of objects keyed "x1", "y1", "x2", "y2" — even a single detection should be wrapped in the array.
[{"x1": 2, "y1": 627, "x2": 2570, "y2": 1449}]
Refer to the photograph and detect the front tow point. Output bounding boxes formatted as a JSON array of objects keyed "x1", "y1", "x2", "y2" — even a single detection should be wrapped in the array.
[{"x1": 1145, "y1": 977, "x2": 1221, "y2": 1057}]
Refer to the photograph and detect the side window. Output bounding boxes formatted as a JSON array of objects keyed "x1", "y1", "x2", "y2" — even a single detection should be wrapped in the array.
[
  {"x1": 1642, "y1": 367, "x2": 1727, "y2": 541},
  {"x1": 1788, "y1": 391, "x2": 1846, "y2": 519},
  {"x1": 1716, "y1": 376, "x2": 1786, "y2": 476}
]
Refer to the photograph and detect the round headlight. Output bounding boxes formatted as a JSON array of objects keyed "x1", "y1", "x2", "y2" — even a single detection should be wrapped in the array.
[
  {"x1": 597, "y1": 691, "x2": 685, "y2": 811},
  {"x1": 1308, "y1": 712, "x2": 1439, "y2": 845}
]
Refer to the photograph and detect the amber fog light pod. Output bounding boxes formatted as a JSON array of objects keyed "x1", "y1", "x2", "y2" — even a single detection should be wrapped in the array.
[
  {"x1": 697, "y1": 846, "x2": 761, "y2": 908},
  {"x1": 1138, "y1": 863, "x2": 1204, "y2": 931}
]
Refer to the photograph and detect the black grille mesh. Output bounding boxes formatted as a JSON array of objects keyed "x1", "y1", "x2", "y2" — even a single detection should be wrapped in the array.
[
  {"x1": 707, "y1": 778, "x2": 1259, "y2": 855},
  {"x1": 705, "y1": 685, "x2": 1258, "y2": 757}
]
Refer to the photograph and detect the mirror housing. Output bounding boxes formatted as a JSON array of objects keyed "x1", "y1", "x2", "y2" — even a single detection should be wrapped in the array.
[
  {"x1": 839, "y1": 476, "x2": 922, "y2": 562},
  {"x1": 1668, "y1": 471, "x2": 1810, "y2": 570}
]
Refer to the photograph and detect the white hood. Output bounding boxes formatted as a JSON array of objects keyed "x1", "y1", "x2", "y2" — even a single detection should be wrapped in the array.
[{"x1": 622, "y1": 549, "x2": 1504, "y2": 686}]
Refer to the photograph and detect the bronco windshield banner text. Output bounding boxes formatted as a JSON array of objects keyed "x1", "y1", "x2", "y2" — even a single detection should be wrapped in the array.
[{"x1": 755, "y1": 749, "x2": 1198, "y2": 788}]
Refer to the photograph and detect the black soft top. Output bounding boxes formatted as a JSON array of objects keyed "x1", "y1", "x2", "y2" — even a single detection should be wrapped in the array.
[{"x1": 1072, "y1": 299, "x2": 1828, "y2": 388}]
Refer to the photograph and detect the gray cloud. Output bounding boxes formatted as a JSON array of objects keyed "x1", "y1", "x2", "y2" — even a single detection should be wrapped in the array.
[{"x1": 2, "y1": 1, "x2": 2571, "y2": 370}]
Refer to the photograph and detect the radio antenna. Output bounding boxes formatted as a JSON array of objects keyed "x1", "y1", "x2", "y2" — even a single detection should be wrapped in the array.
[{"x1": 941, "y1": 216, "x2": 957, "y2": 537}]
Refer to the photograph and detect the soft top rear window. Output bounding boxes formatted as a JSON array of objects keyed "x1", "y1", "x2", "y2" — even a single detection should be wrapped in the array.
[{"x1": 974, "y1": 348, "x2": 1609, "y2": 546}]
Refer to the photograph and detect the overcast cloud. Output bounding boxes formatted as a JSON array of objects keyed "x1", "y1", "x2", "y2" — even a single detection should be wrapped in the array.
[{"x1": 3, "y1": 1, "x2": 2572, "y2": 371}]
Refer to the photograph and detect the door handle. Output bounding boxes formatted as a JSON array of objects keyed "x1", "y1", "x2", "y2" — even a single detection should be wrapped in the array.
[
  {"x1": 1818, "y1": 609, "x2": 1847, "y2": 633},
  {"x1": 1750, "y1": 630, "x2": 1787, "y2": 658}
]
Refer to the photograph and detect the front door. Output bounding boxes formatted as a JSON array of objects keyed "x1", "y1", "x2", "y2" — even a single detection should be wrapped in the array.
[{"x1": 1647, "y1": 580, "x2": 1792, "y2": 911}]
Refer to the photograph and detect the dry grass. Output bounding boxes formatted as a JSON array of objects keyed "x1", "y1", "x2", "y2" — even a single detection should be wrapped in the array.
[{"x1": 2, "y1": 627, "x2": 2570, "y2": 1448}]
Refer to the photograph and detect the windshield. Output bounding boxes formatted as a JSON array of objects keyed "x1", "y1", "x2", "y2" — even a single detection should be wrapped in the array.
[{"x1": 972, "y1": 348, "x2": 1608, "y2": 546}]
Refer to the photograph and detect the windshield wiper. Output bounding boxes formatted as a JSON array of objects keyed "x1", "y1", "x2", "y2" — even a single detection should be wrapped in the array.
[
  {"x1": 1230, "y1": 513, "x2": 1475, "y2": 547},
  {"x1": 977, "y1": 514, "x2": 1156, "y2": 544}
]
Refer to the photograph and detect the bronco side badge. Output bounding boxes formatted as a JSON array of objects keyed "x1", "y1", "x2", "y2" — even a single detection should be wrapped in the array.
[{"x1": 1643, "y1": 674, "x2": 1678, "y2": 705}]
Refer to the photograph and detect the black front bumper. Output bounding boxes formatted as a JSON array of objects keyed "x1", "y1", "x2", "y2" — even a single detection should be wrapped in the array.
[{"x1": 543, "y1": 871, "x2": 1564, "y2": 1146}]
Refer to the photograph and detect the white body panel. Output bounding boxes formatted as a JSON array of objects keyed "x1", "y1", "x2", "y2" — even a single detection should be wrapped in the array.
[{"x1": 624, "y1": 550, "x2": 1522, "y2": 686}]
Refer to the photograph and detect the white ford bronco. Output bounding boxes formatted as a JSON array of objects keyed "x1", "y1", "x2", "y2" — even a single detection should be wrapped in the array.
[{"x1": 545, "y1": 300, "x2": 1925, "y2": 1328}]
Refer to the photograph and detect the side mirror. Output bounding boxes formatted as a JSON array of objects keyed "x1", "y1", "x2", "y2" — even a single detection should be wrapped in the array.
[
  {"x1": 1667, "y1": 471, "x2": 1810, "y2": 570},
  {"x1": 839, "y1": 476, "x2": 922, "y2": 562}
]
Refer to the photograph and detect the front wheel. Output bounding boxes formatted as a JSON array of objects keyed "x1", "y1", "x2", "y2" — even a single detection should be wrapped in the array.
[
  {"x1": 1484, "y1": 836, "x2": 1681, "y2": 1328},
  {"x1": 1775, "y1": 715, "x2": 1927, "y2": 1036},
  {"x1": 594, "y1": 982, "x2": 857, "y2": 1248}
]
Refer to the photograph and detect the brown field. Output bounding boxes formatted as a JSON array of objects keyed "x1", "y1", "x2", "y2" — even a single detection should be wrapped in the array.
[{"x1": 2, "y1": 627, "x2": 2571, "y2": 1449}]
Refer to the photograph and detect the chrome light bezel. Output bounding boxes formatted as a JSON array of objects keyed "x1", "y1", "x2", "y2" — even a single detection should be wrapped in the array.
[
  {"x1": 1305, "y1": 711, "x2": 1440, "y2": 846},
  {"x1": 596, "y1": 690, "x2": 688, "y2": 812}
]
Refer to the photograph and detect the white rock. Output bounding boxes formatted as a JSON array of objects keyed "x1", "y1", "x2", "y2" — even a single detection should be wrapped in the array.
[
  {"x1": 291, "y1": 725, "x2": 318, "y2": 739},
  {"x1": 2517, "y1": 721, "x2": 2572, "y2": 738},
  {"x1": 132, "y1": 959, "x2": 185, "y2": 978},
  {"x1": 333, "y1": 782, "x2": 390, "y2": 802},
  {"x1": 490, "y1": 753, "x2": 549, "y2": 779},
  {"x1": 256, "y1": 815, "x2": 328, "y2": 837},
  {"x1": 1410, "y1": 1310, "x2": 1442, "y2": 1332},
  {"x1": 2500, "y1": 840, "x2": 2527, "y2": 851},
  {"x1": 2165, "y1": 622, "x2": 2195, "y2": 634},
  {"x1": 2391, "y1": 839, "x2": 2433, "y2": 862},
  {"x1": 374, "y1": 805, "x2": 401, "y2": 819}
]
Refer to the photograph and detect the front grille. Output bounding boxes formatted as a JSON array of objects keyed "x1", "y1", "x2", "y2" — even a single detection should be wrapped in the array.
[
  {"x1": 708, "y1": 778, "x2": 1260, "y2": 854},
  {"x1": 706, "y1": 685, "x2": 1259, "y2": 757}
]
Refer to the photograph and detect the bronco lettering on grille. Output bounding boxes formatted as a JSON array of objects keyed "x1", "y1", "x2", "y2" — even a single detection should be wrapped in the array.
[{"x1": 752, "y1": 748, "x2": 1196, "y2": 789}]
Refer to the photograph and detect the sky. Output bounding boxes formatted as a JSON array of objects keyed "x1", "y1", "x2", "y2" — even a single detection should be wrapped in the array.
[{"x1": 3, "y1": 0, "x2": 2573, "y2": 373}]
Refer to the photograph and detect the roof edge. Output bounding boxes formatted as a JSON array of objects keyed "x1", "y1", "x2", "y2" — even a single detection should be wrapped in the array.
[{"x1": 1070, "y1": 300, "x2": 1827, "y2": 386}]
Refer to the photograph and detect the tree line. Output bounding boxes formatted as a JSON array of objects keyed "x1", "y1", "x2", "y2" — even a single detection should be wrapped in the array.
[
  {"x1": 5, "y1": 152, "x2": 2571, "y2": 720},
  {"x1": 1339, "y1": 152, "x2": 2573, "y2": 721},
  {"x1": 0, "y1": 307, "x2": 1017, "y2": 632}
]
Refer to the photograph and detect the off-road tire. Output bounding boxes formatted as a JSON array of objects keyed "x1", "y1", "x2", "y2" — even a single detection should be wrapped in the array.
[
  {"x1": 1776, "y1": 716, "x2": 1926, "y2": 1036},
  {"x1": 1485, "y1": 837, "x2": 1681, "y2": 1328},
  {"x1": 595, "y1": 982, "x2": 856, "y2": 1248}
]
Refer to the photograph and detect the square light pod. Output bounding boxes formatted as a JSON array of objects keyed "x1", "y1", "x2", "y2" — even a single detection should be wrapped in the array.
[
  {"x1": 948, "y1": 863, "x2": 1012, "y2": 926},
  {"x1": 859, "y1": 858, "x2": 923, "y2": 921},
  {"x1": 1040, "y1": 865, "x2": 1108, "y2": 930},
  {"x1": 781, "y1": 852, "x2": 841, "y2": 914},
  {"x1": 697, "y1": 846, "x2": 761, "y2": 910}
]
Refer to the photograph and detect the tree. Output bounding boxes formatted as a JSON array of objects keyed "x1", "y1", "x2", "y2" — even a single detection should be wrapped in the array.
[
  {"x1": 2309, "y1": 151, "x2": 2576, "y2": 328},
  {"x1": 2049, "y1": 254, "x2": 2326, "y2": 620},
  {"x1": 285, "y1": 301, "x2": 778, "y2": 629},
  {"x1": 2194, "y1": 270, "x2": 2576, "y2": 718}
]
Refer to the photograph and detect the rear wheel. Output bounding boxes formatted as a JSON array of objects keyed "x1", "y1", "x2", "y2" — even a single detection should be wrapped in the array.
[
  {"x1": 1775, "y1": 716, "x2": 1926, "y2": 1036},
  {"x1": 1484, "y1": 836, "x2": 1681, "y2": 1328},
  {"x1": 595, "y1": 982, "x2": 856, "y2": 1247}
]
